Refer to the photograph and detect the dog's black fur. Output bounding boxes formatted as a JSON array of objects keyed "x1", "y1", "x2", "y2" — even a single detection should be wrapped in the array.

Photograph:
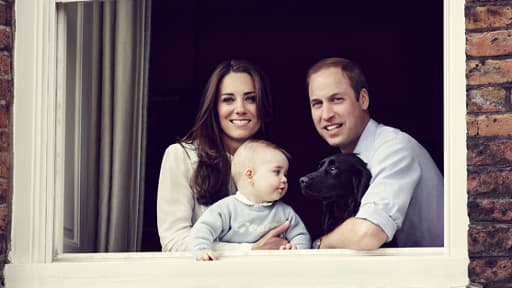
[{"x1": 300, "y1": 153, "x2": 372, "y2": 236}]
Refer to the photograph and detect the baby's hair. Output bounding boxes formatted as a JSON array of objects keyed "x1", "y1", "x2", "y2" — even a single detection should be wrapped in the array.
[{"x1": 231, "y1": 139, "x2": 290, "y2": 184}]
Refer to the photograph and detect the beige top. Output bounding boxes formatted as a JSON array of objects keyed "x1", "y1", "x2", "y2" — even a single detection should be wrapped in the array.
[{"x1": 156, "y1": 142, "x2": 238, "y2": 252}]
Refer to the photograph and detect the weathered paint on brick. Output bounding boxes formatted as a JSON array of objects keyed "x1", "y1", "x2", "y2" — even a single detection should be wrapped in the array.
[
  {"x1": 466, "y1": 114, "x2": 512, "y2": 137},
  {"x1": 467, "y1": 59, "x2": 512, "y2": 85},
  {"x1": 0, "y1": 130, "x2": 8, "y2": 152},
  {"x1": 469, "y1": 199, "x2": 512, "y2": 222},
  {"x1": 0, "y1": 179, "x2": 6, "y2": 205},
  {"x1": 469, "y1": 258, "x2": 512, "y2": 285},
  {"x1": 0, "y1": 205, "x2": 7, "y2": 234},
  {"x1": 467, "y1": 115, "x2": 479, "y2": 136},
  {"x1": 466, "y1": 5, "x2": 512, "y2": 30},
  {"x1": 0, "y1": 152, "x2": 8, "y2": 179},
  {"x1": 467, "y1": 140, "x2": 512, "y2": 166},
  {"x1": 0, "y1": 27, "x2": 11, "y2": 50},
  {"x1": 0, "y1": 53, "x2": 10, "y2": 79},
  {"x1": 467, "y1": 30, "x2": 512, "y2": 57},
  {"x1": 0, "y1": 79, "x2": 11, "y2": 102},
  {"x1": 467, "y1": 170, "x2": 512, "y2": 195},
  {"x1": 0, "y1": 105, "x2": 7, "y2": 129},
  {"x1": 468, "y1": 224, "x2": 512, "y2": 256},
  {"x1": 0, "y1": 4, "x2": 11, "y2": 26},
  {"x1": 467, "y1": 87, "x2": 507, "y2": 112}
]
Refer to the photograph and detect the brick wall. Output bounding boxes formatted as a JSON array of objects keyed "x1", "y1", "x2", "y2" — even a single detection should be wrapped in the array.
[
  {"x1": 0, "y1": 0, "x2": 11, "y2": 286},
  {"x1": 466, "y1": 0, "x2": 512, "y2": 287}
]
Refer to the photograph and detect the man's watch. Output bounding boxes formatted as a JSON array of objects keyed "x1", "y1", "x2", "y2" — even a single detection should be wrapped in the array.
[{"x1": 312, "y1": 237, "x2": 322, "y2": 249}]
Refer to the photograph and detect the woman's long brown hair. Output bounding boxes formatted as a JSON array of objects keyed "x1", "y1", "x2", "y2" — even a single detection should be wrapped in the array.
[{"x1": 181, "y1": 59, "x2": 272, "y2": 205}]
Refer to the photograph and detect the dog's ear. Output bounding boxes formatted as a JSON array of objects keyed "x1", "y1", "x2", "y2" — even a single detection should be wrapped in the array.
[{"x1": 353, "y1": 166, "x2": 372, "y2": 201}]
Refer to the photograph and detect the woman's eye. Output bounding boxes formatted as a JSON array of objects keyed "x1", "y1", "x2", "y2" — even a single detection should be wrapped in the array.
[
  {"x1": 220, "y1": 97, "x2": 234, "y2": 103},
  {"x1": 273, "y1": 170, "x2": 280, "y2": 175},
  {"x1": 245, "y1": 95, "x2": 257, "y2": 103}
]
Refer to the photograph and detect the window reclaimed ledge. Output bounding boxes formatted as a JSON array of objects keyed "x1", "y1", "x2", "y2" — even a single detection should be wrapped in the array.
[{"x1": 6, "y1": 249, "x2": 468, "y2": 288}]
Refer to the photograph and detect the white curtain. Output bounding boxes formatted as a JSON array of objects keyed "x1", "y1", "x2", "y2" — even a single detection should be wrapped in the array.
[{"x1": 57, "y1": 0, "x2": 150, "y2": 252}]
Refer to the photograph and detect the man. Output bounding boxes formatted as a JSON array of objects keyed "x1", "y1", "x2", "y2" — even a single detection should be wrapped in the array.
[{"x1": 306, "y1": 58, "x2": 443, "y2": 249}]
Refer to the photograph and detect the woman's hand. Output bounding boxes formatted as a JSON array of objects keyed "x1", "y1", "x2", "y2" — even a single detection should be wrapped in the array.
[{"x1": 251, "y1": 221, "x2": 290, "y2": 250}]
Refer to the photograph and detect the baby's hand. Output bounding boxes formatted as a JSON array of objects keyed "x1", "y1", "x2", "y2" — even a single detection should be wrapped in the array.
[
  {"x1": 195, "y1": 250, "x2": 219, "y2": 261},
  {"x1": 279, "y1": 243, "x2": 297, "y2": 250}
]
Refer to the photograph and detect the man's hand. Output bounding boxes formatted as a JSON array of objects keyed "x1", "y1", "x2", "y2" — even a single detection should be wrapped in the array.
[
  {"x1": 252, "y1": 221, "x2": 290, "y2": 250},
  {"x1": 319, "y1": 217, "x2": 387, "y2": 250}
]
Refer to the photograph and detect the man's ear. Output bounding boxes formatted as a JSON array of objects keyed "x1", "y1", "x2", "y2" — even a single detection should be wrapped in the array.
[{"x1": 359, "y1": 88, "x2": 369, "y2": 110}]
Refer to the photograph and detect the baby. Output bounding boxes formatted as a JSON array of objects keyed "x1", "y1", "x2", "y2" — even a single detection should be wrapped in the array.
[{"x1": 190, "y1": 139, "x2": 311, "y2": 260}]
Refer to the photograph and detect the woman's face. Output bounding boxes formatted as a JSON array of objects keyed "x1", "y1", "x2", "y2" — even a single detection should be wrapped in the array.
[{"x1": 217, "y1": 72, "x2": 261, "y2": 154}]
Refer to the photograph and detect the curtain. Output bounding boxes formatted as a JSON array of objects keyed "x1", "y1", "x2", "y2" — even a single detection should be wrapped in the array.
[
  {"x1": 57, "y1": 0, "x2": 150, "y2": 252},
  {"x1": 96, "y1": 0, "x2": 148, "y2": 252}
]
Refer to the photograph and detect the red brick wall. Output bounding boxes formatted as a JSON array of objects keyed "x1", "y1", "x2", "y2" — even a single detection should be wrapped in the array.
[
  {"x1": 466, "y1": 1, "x2": 512, "y2": 287},
  {"x1": 0, "y1": 0, "x2": 12, "y2": 286}
]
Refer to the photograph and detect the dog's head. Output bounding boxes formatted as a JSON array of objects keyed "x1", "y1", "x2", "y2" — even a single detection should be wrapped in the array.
[{"x1": 299, "y1": 153, "x2": 371, "y2": 202}]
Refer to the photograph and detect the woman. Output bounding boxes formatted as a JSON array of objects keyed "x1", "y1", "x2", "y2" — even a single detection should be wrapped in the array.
[{"x1": 157, "y1": 59, "x2": 290, "y2": 252}]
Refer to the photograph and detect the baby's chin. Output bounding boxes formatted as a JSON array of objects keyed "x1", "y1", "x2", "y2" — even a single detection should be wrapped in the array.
[{"x1": 271, "y1": 191, "x2": 287, "y2": 201}]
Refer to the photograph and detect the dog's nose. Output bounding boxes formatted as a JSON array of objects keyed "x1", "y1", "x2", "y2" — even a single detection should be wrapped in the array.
[{"x1": 299, "y1": 177, "x2": 308, "y2": 185}]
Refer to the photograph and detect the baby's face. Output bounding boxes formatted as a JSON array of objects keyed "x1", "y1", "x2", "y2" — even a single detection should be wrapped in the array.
[{"x1": 250, "y1": 149, "x2": 289, "y2": 203}]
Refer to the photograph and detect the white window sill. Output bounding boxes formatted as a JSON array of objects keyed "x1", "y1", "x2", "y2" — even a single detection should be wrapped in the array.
[{"x1": 6, "y1": 249, "x2": 468, "y2": 288}]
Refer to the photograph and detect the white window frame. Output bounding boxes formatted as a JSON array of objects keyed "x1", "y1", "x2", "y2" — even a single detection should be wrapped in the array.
[{"x1": 6, "y1": 0, "x2": 469, "y2": 287}]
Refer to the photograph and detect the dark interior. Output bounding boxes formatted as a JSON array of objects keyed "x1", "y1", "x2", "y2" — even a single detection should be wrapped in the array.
[{"x1": 142, "y1": 0, "x2": 444, "y2": 251}]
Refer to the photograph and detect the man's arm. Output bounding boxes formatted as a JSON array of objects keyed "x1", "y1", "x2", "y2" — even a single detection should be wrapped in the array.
[{"x1": 319, "y1": 217, "x2": 387, "y2": 250}]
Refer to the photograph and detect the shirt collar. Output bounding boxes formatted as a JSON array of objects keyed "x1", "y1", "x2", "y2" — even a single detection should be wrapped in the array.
[
  {"x1": 353, "y1": 118, "x2": 378, "y2": 164},
  {"x1": 235, "y1": 191, "x2": 273, "y2": 207}
]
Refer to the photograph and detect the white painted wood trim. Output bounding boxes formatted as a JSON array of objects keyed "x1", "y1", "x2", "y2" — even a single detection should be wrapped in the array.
[
  {"x1": 12, "y1": 0, "x2": 56, "y2": 264},
  {"x1": 54, "y1": 2, "x2": 67, "y2": 257},
  {"x1": 444, "y1": 0, "x2": 468, "y2": 259},
  {"x1": 7, "y1": 251, "x2": 469, "y2": 288},
  {"x1": 7, "y1": 0, "x2": 469, "y2": 287}
]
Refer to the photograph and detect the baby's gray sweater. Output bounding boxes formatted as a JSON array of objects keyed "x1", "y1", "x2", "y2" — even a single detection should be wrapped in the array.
[{"x1": 190, "y1": 193, "x2": 311, "y2": 252}]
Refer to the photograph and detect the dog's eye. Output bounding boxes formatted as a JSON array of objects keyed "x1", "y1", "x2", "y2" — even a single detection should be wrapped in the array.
[{"x1": 328, "y1": 166, "x2": 337, "y2": 175}]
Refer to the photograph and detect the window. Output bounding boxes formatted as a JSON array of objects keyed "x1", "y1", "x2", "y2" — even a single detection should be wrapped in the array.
[
  {"x1": 143, "y1": 0, "x2": 446, "y2": 250},
  {"x1": 55, "y1": 0, "x2": 148, "y2": 253},
  {"x1": 6, "y1": 0, "x2": 469, "y2": 287}
]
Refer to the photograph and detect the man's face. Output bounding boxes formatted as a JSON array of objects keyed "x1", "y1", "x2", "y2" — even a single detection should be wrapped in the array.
[{"x1": 308, "y1": 67, "x2": 369, "y2": 153}]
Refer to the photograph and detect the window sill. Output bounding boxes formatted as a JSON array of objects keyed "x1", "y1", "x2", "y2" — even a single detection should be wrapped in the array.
[{"x1": 6, "y1": 249, "x2": 468, "y2": 288}]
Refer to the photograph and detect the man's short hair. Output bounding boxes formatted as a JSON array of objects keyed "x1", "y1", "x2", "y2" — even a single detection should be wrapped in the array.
[{"x1": 306, "y1": 57, "x2": 368, "y2": 100}]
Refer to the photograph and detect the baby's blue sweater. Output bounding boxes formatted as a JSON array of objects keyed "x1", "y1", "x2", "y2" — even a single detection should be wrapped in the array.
[{"x1": 190, "y1": 193, "x2": 311, "y2": 252}]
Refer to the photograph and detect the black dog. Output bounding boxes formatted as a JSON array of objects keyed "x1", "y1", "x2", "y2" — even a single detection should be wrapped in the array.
[{"x1": 300, "y1": 153, "x2": 371, "y2": 236}]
